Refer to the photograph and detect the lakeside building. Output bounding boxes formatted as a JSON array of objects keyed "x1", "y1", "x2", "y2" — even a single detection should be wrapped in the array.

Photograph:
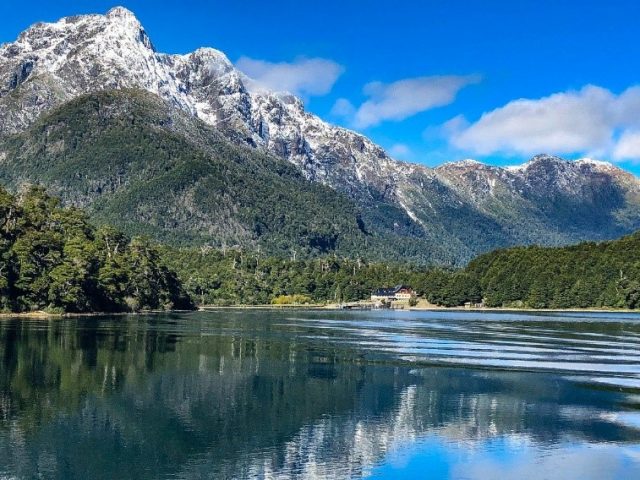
[{"x1": 371, "y1": 285, "x2": 416, "y2": 302}]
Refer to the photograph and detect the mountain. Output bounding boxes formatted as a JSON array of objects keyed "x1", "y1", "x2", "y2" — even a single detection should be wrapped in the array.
[
  {"x1": 0, "y1": 89, "x2": 457, "y2": 262},
  {"x1": 435, "y1": 156, "x2": 640, "y2": 242},
  {"x1": 1, "y1": 6, "x2": 639, "y2": 264}
]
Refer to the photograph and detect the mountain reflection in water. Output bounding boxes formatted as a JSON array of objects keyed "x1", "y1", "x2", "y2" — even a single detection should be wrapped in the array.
[{"x1": 0, "y1": 310, "x2": 639, "y2": 479}]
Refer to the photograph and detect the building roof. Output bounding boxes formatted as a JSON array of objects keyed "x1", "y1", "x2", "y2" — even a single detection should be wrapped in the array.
[{"x1": 372, "y1": 285, "x2": 413, "y2": 296}]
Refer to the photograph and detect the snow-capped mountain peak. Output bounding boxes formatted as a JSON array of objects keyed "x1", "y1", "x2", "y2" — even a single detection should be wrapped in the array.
[
  {"x1": 1, "y1": 6, "x2": 639, "y2": 256},
  {"x1": 106, "y1": 5, "x2": 138, "y2": 19},
  {"x1": 0, "y1": 7, "x2": 410, "y2": 198},
  {"x1": 106, "y1": 6, "x2": 154, "y2": 49}
]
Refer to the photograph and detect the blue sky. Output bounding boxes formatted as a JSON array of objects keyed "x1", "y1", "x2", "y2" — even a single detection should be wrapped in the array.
[{"x1": 3, "y1": 1, "x2": 640, "y2": 173}]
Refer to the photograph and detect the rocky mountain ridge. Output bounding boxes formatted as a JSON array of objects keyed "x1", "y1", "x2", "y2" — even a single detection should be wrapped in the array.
[
  {"x1": 0, "y1": 7, "x2": 403, "y2": 199},
  {"x1": 1, "y1": 7, "x2": 639, "y2": 263}
]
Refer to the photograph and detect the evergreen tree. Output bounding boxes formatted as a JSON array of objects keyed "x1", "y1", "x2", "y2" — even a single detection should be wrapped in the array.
[{"x1": 0, "y1": 186, "x2": 193, "y2": 313}]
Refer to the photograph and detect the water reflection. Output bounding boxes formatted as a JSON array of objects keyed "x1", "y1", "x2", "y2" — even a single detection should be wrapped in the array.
[{"x1": 0, "y1": 310, "x2": 639, "y2": 479}]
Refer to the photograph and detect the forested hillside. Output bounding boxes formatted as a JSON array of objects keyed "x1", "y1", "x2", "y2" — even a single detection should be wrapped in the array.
[
  {"x1": 0, "y1": 186, "x2": 192, "y2": 313},
  {"x1": 0, "y1": 89, "x2": 449, "y2": 264},
  {"x1": 161, "y1": 247, "x2": 435, "y2": 305},
  {"x1": 164, "y1": 232, "x2": 640, "y2": 310},
  {"x1": 1, "y1": 184, "x2": 638, "y2": 312},
  {"x1": 425, "y1": 233, "x2": 640, "y2": 309}
]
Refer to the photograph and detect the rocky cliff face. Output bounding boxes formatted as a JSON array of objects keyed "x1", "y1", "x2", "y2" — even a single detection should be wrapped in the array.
[
  {"x1": 1, "y1": 7, "x2": 639, "y2": 263},
  {"x1": 0, "y1": 7, "x2": 403, "y2": 201}
]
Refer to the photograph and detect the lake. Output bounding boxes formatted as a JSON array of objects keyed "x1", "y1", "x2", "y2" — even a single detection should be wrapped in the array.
[{"x1": 1, "y1": 310, "x2": 640, "y2": 479}]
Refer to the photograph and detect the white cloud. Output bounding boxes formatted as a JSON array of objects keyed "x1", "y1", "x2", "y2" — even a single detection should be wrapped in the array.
[
  {"x1": 613, "y1": 130, "x2": 640, "y2": 161},
  {"x1": 616, "y1": 86, "x2": 640, "y2": 125},
  {"x1": 388, "y1": 143, "x2": 412, "y2": 159},
  {"x1": 235, "y1": 56, "x2": 344, "y2": 97},
  {"x1": 447, "y1": 84, "x2": 640, "y2": 161},
  {"x1": 330, "y1": 98, "x2": 356, "y2": 117},
  {"x1": 334, "y1": 75, "x2": 479, "y2": 129}
]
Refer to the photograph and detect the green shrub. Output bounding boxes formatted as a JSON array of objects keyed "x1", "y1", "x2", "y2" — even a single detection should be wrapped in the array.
[{"x1": 271, "y1": 294, "x2": 313, "y2": 305}]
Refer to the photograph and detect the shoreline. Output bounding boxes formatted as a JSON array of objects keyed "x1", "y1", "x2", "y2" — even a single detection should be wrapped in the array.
[
  {"x1": 0, "y1": 309, "x2": 194, "y2": 319},
  {"x1": 198, "y1": 304, "x2": 639, "y2": 314},
  {"x1": 1, "y1": 305, "x2": 637, "y2": 319}
]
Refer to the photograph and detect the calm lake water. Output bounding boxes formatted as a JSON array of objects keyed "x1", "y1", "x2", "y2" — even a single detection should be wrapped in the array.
[{"x1": 1, "y1": 310, "x2": 640, "y2": 479}]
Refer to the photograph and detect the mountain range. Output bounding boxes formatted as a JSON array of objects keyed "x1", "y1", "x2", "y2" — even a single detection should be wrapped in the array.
[{"x1": 1, "y1": 6, "x2": 639, "y2": 264}]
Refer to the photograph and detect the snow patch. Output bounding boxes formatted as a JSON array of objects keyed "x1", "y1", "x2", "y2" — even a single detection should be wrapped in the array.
[{"x1": 576, "y1": 157, "x2": 616, "y2": 169}]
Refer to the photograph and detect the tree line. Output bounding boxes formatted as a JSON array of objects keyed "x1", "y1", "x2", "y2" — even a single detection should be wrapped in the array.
[
  {"x1": 160, "y1": 247, "x2": 434, "y2": 306},
  {"x1": 459, "y1": 234, "x2": 640, "y2": 309},
  {"x1": 2, "y1": 186, "x2": 639, "y2": 312},
  {"x1": 163, "y1": 233, "x2": 640, "y2": 310},
  {"x1": 0, "y1": 186, "x2": 192, "y2": 313}
]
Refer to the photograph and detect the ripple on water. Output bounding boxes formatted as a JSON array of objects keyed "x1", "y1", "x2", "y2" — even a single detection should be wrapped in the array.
[{"x1": 280, "y1": 311, "x2": 640, "y2": 391}]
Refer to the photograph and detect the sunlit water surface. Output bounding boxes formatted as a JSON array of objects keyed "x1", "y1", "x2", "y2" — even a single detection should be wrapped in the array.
[{"x1": 1, "y1": 309, "x2": 640, "y2": 479}]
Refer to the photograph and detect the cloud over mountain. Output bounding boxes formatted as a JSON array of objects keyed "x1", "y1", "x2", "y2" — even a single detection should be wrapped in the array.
[
  {"x1": 447, "y1": 85, "x2": 640, "y2": 161},
  {"x1": 1, "y1": 7, "x2": 640, "y2": 265},
  {"x1": 236, "y1": 56, "x2": 344, "y2": 97},
  {"x1": 388, "y1": 143, "x2": 412, "y2": 159},
  {"x1": 334, "y1": 75, "x2": 479, "y2": 129}
]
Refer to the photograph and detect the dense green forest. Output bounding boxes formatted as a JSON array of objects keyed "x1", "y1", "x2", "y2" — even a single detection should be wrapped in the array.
[
  {"x1": 458, "y1": 234, "x2": 640, "y2": 309},
  {"x1": 1, "y1": 185, "x2": 639, "y2": 312},
  {"x1": 162, "y1": 233, "x2": 640, "y2": 310},
  {"x1": 0, "y1": 186, "x2": 192, "y2": 313},
  {"x1": 161, "y1": 247, "x2": 436, "y2": 305}
]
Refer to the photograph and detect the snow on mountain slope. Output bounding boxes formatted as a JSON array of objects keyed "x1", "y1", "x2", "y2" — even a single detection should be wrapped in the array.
[
  {"x1": 1, "y1": 6, "x2": 640, "y2": 259},
  {"x1": 0, "y1": 6, "x2": 409, "y2": 201}
]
